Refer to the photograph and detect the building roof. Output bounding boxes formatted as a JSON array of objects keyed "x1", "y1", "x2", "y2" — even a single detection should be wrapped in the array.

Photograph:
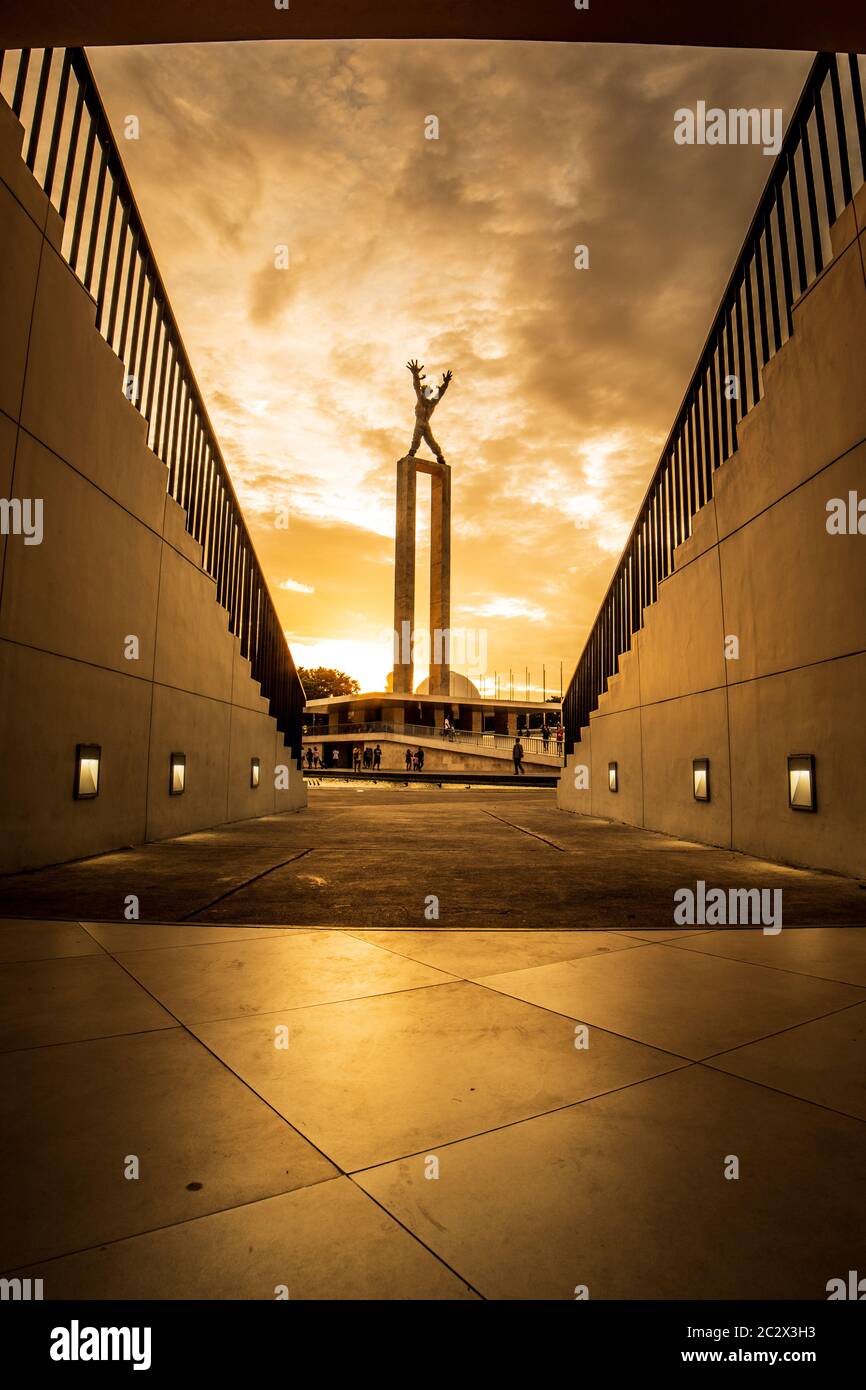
[{"x1": 305, "y1": 691, "x2": 561, "y2": 711}]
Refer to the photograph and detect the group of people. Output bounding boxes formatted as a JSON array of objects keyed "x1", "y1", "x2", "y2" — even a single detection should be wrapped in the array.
[
  {"x1": 352, "y1": 744, "x2": 382, "y2": 772},
  {"x1": 303, "y1": 717, "x2": 566, "y2": 777},
  {"x1": 303, "y1": 743, "x2": 426, "y2": 773},
  {"x1": 304, "y1": 746, "x2": 331, "y2": 769},
  {"x1": 511, "y1": 721, "x2": 565, "y2": 774},
  {"x1": 516, "y1": 720, "x2": 565, "y2": 754}
]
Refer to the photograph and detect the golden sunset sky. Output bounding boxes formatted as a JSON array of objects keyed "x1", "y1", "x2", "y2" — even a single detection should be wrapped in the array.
[{"x1": 90, "y1": 40, "x2": 809, "y2": 695}]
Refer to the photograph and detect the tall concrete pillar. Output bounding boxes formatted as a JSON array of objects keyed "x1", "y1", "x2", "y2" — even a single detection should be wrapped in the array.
[
  {"x1": 393, "y1": 456, "x2": 417, "y2": 693},
  {"x1": 428, "y1": 462, "x2": 451, "y2": 698},
  {"x1": 392, "y1": 455, "x2": 451, "y2": 698}
]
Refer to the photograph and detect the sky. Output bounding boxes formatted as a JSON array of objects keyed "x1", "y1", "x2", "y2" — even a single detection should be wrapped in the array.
[{"x1": 89, "y1": 39, "x2": 810, "y2": 696}]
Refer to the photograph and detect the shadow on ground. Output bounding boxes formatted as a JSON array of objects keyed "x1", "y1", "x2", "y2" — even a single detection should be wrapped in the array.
[{"x1": 1, "y1": 786, "x2": 864, "y2": 928}]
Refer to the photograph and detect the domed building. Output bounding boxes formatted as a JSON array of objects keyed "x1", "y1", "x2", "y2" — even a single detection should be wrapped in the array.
[{"x1": 413, "y1": 671, "x2": 481, "y2": 699}]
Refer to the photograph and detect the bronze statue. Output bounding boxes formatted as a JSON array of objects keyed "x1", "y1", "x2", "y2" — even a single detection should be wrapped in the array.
[{"x1": 406, "y1": 359, "x2": 452, "y2": 463}]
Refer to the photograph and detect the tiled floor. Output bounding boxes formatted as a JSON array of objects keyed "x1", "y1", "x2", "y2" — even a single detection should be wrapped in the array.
[{"x1": 2, "y1": 917, "x2": 865, "y2": 1299}]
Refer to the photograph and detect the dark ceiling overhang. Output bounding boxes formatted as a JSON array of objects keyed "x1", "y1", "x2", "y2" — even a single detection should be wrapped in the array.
[{"x1": 2, "y1": 1, "x2": 866, "y2": 53}]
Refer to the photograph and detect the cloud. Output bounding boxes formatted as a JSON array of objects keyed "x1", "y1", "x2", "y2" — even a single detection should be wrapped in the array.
[
  {"x1": 90, "y1": 39, "x2": 810, "y2": 689},
  {"x1": 279, "y1": 577, "x2": 315, "y2": 593},
  {"x1": 467, "y1": 597, "x2": 549, "y2": 623}
]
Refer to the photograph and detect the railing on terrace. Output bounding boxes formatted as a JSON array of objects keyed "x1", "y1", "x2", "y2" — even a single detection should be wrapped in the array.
[
  {"x1": 562, "y1": 51, "x2": 866, "y2": 754},
  {"x1": 303, "y1": 721, "x2": 565, "y2": 760},
  {"x1": 0, "y1": 47, "x2": 305, "y2": 758}
]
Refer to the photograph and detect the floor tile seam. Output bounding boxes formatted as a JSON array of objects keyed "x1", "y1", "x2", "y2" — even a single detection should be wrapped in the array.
[
  {"x1": 468, "y1": 979, "x2": 866, "y2": 1065},
  {"x1": 347, "y1": 1061, "x2": 703, "y2": 1178},
  {"x1": 655, "y1": 936, "x2": 866, "y2": 990},
  {"x1": 0, "y1": 948, "x2": 111, "y2": 966},
  {"x1": 463, "y1": 976, "x2": 701, "y2": 1058},
  {"x1": 0, "y1": 1172, "x2": 345, "y2": 1280},
  {"x1": 342, "y1": 1176, "x2": 487, "y2": 1299},
  {"x1": 0, "y1": 1021, "x2": 181, "y2": 1057},
  {"x1": 179, "y1": 849, "x2": 316, "y2": 920},
  {"x1": 689, "y1": 1059, "x2": 866, "y2": 1128},
  {"x1": 100, "y1": 952, "x2": 347, "y2": 1175},
  {"x1": 179, "y1": 976, "x2": 467, "y2": 1026},
  {"x1": 335, "y1": 931, "x2": 655, "y2": 979},
  {"x1": 480, "y1": 809, "x2": 568, "y2": 850},
  {"x1": 87, "y1": 929, "x2": 304, "y2": 956},
  {"x1": 696, "y1": 993, "x2": 866, "y2": 1063}
]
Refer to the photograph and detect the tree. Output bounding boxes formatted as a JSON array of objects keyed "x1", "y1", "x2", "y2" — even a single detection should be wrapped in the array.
[{"x1": 298, "y1": 666, "x2": 361, "y2": 700}]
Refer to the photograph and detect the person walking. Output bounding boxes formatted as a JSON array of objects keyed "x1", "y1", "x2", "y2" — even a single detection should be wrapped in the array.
[
  {"x1": 305, "y1": 747, "x2": 313, "y2": 770},
  {"x1": 512, "y1": 736, "x2": 526, "y2": 775},
  {"x1": 373, "y1": 744, "x2": 382, "y2": 770},
  {"x1": 556, "y1": 722, "x2": 564, "y2": 759},
  {"x1": 405, "y1": 747, "x2": 413, "y2": 771},
  {"x1": 331, "y1": 748, "x2": 339, "y2": 767},
  {"x1": 353, "y1": 745, "x2": 361, "y2": 772},
  {"x1": 542, "y1": 723, "x2": 550, "y2": 750},
  {"x1": 417, "y1": 747, "x2": 425, "y2": 771}
]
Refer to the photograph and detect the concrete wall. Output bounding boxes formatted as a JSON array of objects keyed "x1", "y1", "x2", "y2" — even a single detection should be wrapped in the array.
[
  {"x1": 0, "y1": 103, "x2": 304, "y2": 873},
  {"x1": 558, "y1": 192, "x2": 866, "y2": 879}
]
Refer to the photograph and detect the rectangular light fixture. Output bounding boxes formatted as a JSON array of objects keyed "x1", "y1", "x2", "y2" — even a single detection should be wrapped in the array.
[
  {"x1": 608, "y1": 761, "x2": 618, "y2": 793},
  {"x1": 74, "y1": 744, "x2": 101, "y2": 799},
  {"x1": 169, "y1": 752, "x2": 186, "y2": 796},
  {"x1": 693, "y1": 758, "x2": 710, "y2": 802},
  {"x1": 251, "y1": 757, "x2": 261, "y2": 789},
  {"x1": 788, "y1": 754, "x2": 816, "y2": 812}
]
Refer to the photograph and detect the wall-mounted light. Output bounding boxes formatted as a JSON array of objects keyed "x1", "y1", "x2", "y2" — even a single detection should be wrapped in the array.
[
  {"x1": 608, "y1": 761, "x2": 618, "y2": 793},
  {"x1": 74, "y1": 744, "x2": 101, "y2": 799},
  {"x1": 251, "y1": 757, "x2": 261, "y2": 789},
  {"x1": 169, "y1": 752, "x2": 186, "y2": 796},
  {"x1": 788, "y1": 754, "x2": 816, "y2": 812},
  {"x1": 693, "y1": 758, "x2": 710, "y2": 802}
]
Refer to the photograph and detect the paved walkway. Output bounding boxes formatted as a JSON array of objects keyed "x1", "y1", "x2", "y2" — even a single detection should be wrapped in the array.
[
  {"x1": 1, "y1": 785, "x2": 864, "y2": 927},
  {"x1": 1, "y1": 915, "x2": 865, "y2": 1297},
  {"x1": 2, "y1": 789, "x2": 865, "y2": 1298}
]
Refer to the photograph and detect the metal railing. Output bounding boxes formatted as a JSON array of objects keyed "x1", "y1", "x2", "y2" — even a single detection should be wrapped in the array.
[
  {"x1": 0, "y1": 47, "x2": 305, "y2": 758},
  {"x1": 303, "y1": 720, "x2": 565, "y2": 759},
  {"x1": 563, "y1": 52, "x2": 866, "y2": 753}
]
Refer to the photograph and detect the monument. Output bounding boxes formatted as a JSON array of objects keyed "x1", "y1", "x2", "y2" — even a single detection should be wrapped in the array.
[{"x1": 393, "y1": 360, "x2": 453, "y2": 696}]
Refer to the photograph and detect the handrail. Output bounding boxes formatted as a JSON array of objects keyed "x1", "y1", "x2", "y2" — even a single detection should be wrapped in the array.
[
  {"x1": 303, "y1": 720, "x2": 565, "y2": 759},
  {"x1": 562, "y1": 52, "x2": 866, "y2": 752},
  {"x1": 0, "y1": 47, "x2": 305, "y2": 759}
]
